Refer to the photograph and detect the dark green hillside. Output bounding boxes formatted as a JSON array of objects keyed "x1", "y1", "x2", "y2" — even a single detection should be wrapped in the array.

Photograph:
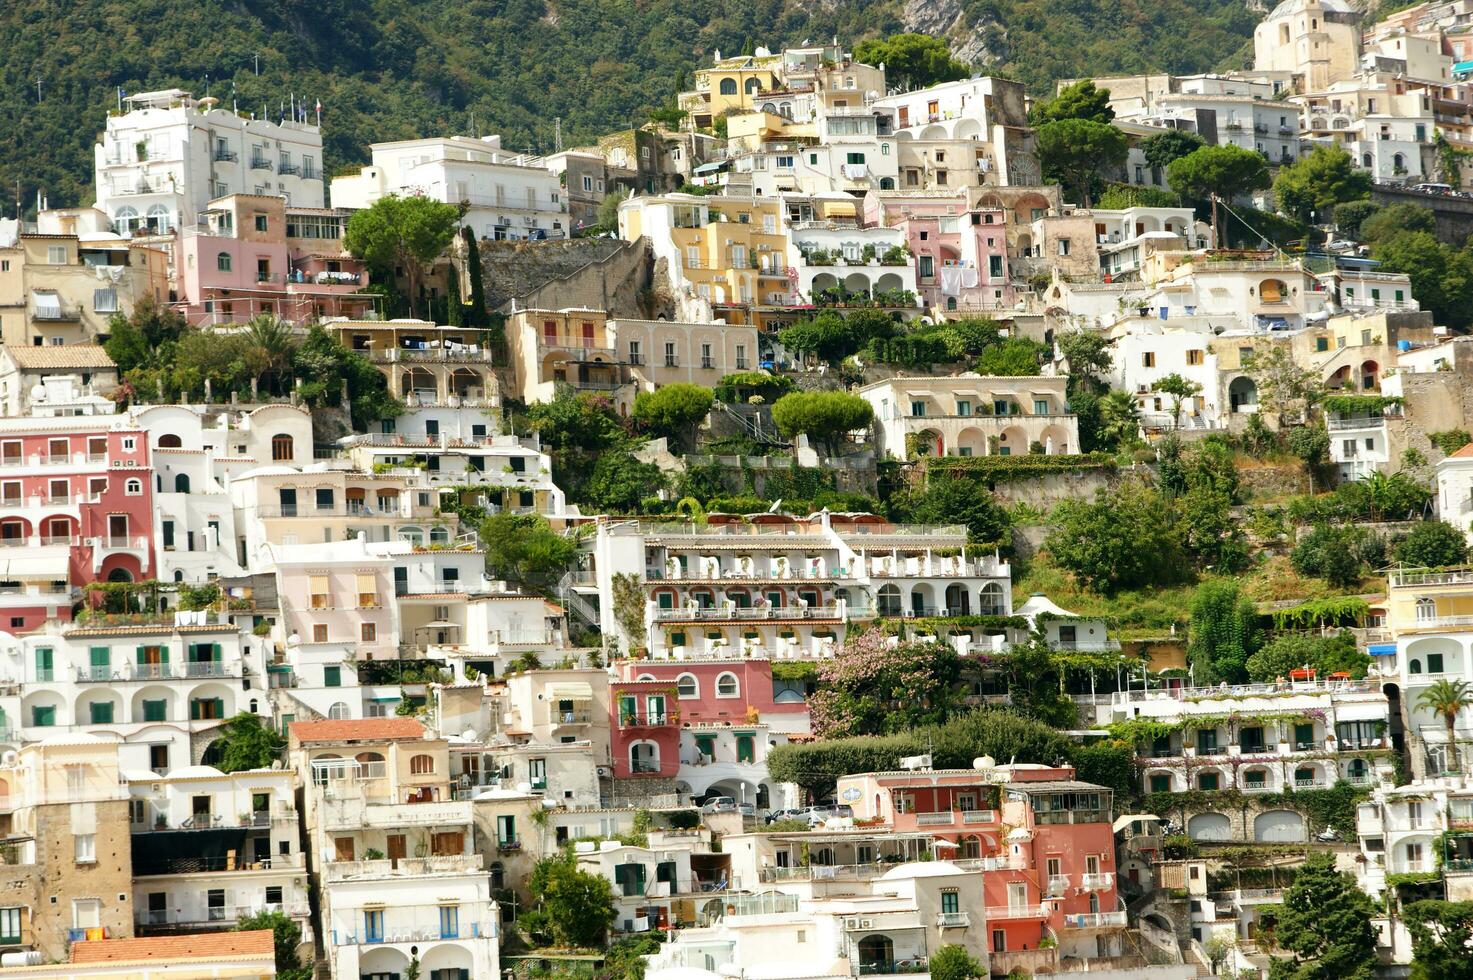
[{"x1": 0, "y1": 0, "x2": 1260, "y2": 210}]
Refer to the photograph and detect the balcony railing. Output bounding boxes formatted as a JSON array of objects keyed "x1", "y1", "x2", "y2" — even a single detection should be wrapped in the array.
[
  {"x1": 1061, "y1": 911, "x2": 1128, "y2": 928},
  {"x1": 651, "y1": 604, "x2": 841, "y2": 622},
  {"x1": 985, "y1": 904, "x2": 1050, "y2": 920},
  {"x1": 213, "y1": 148, "x2": 238, "y2": 163},
  {"x1": 1081, "y1": 872, "x2": 1115, "y2": 890},
  {"x1": 936, "y1": 911, "x2": 970, "y2": 927},
  {"x1": 250, "y1": 157, "x2": 273, "y2": 170},
  {"x1": 857, "y1": 960, "x2": 928, "y2": 976}
]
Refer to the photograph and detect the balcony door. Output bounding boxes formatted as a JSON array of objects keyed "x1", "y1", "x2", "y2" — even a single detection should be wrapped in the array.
[{"x1": 1007, "y1": 881, "x2": 1029, "y2": 910}]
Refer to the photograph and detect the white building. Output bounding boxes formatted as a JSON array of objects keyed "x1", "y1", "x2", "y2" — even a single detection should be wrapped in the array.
[
  {"x1": 127, "y1": 765, "x2": 311, "y2": 946},
  {"x1": 95, "y1": 89, "x2": 325, "y2": 235},
  {"x1": 330, "y1": 136, "x2": 568, "y2": 241},
  {"x1": 860, "y1": 374, "x2": 1078, "y2": 459}
]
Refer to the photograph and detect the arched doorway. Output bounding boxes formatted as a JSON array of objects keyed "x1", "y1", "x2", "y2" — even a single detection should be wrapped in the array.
[
  {"x1": 107, "y1": 567, "x2": 134, "y2": 583},
  {"x1": 857, "y1": 935, "x2": 894, "y2": 973}
]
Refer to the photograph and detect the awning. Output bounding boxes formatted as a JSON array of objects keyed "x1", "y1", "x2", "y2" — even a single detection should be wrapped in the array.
[
  {"x1": 1368, "y1": 643, "x2": 1396, "y2": 656},
  {"x1": 822, "y1": 201, "x2": 858, "y2": 217},
  {"x1": 1113, "y1": 814, "x2": 1161, "y2": 833},
  {"x1": 370, "y1": 695, "x2": 402, "y2": 702},
  {"x1": 693, "y1": 162, "x2": 725, "y2": 174},
  {"x1": 0, "y1": 551, "x2": 69, "y2": 578},
  {"x1": 32, "y1": 292, "x2": 60, "y2": 316},
  {"x1": 548, "y1": 681, "x2": 593, "y2": 699}
]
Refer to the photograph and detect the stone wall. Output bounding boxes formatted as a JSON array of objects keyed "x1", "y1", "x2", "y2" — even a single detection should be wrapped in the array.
[
  {"x1": 608, "y1": 777, "x2": 680, "y2": 809},
  {"x1": 31, "y1": 799, "x2": 134, "y2": 959},
  {"x1": 480, "y1": 237, "x2": 653, "y2": 316}
]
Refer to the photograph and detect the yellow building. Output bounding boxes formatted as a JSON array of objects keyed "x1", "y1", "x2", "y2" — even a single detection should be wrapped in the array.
[
  {"x1": 619, "y1": 193, "x2": 794, "y2": 331},
  {"x1": 679, "y1": 54, "x2": 784, "y2": 130}
]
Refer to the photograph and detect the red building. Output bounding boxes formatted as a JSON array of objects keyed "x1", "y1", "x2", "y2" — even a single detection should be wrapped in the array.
[
  {"x1": 614, "y1": 658, "x2": 808, "y2": 727},
  {"x1": 0, "y1": 417, "x2": 157, "y2": 631},
  {"x1": 837, "y1": 764, "x2": 1127, "y2": 962},
  {"x1": 609, "y1": 679, "x2": 681, "y2": 779}
]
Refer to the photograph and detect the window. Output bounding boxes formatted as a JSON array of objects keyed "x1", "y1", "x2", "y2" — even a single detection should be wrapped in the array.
[
  {"x1": 31, "y1": 705, "x2": 55, "y2": 727},
  {"x1": 411, "y1": 754, "x2": 435, "y2": 774},
  {"x1": 48, "y1": 245, "x2": 67, "y2": 265},
  {"x1": 357, "y1": 573, "x2": 378, "y2": 608},
  {"x1": 323, "y1": 666, "x2": 341, "y2": 687},
  {"x1": 439, "y1": 905, "x2": 460, "y2": 939},
  {"x1": 309, "y1": 575, "x2": 330, "y2": 609},
  {"x1": 497, "y1": 814, "x2": 517, "y2": 845},
  {"x1": 956, "y1": 400, "x2": 971, "y2": 416},
  {"x1": 0, "y1": 907, "x2": 21, "y2": 944},
  {"x1": 716, "y1": 672, "x2": 739, "y2": 697},
  {"x1": 316, "y1": 488, "x2": 335, "y2": 511},
  {"x1": 363, "y1": 909, "x2": 384, "y2": 943},
  {"x1": 665, "y1": 342, "x2": 678, "y2": 368},
  {"x1": 143, "y1": 699, "x2": 166, "y2": 722},
  {"x1": 75, "y1": 834, "x2": 96, "y2": 863},
  {"x1": 361, "y1": 623, "x2": 376, "y2": 642},
  {"x1": 254, "y1": 214, "x2": 268, "y2": 232},
  {"x1": 677, "y1": 674, "x2": 698, "y2": 698},
  {"x1": 941, "y1": 890, "x2": 960, "y2": 914},
  {"x1": 94, "y1": 288, "x2": 119, "y2": 313},
  {"x1": 1033, "y1": 399, "x2": 1049, "y2": 415},
  {"x1": 1058, "y1": 238, "x2": 1071, "y2": 256},
  {"x1": 125, "y1": 478, "x2": 142, "y2": 495},
  {"x1": 846, "y1": 152, "x2": 866, "y2": 165},
  {"x1": 216, "y1": 251, "x2": 233, "y2": 272},
  {"x1": 1142, "y1": 352, "x2": 1156, "y2": 367},
  {"x1": 271, "y1": 433, "x2": 294, "y2": 461},
  {"x1": 89, "y1": 701, "x2": 114, "y2": 724},
  {"x1": 312, "y1": 624, "x2": 328, "y2": 643},
  {"x1": 1198, "y1": 771, "x2": 1220, "y2": 791},
  {"x1": 910, "y1": 401, "x2": 926, "y2": 417},
  {"x1": 73, "y1": 899, "x2": 101, "y2": 929},
  {"x1": 1150, "y1": 773, "x2": 1171, "y2": 793},
  {"x1": 1187, "y1": 349, "x2": 1204, "y2": 366}
]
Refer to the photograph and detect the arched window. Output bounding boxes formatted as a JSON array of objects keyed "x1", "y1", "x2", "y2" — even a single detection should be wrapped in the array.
[
  {"x1": 1410, "y1": 659, "x2": 1423, "y2": 674},
  {"x1": 716, "y1": 672, "x2": 739, "y2": 697},
  {"x1": 217, "y1": 252, "x2": 233, "y2": 272},
  {"x1": 411, "y1": 754, "x2": 435, "y2": 774},
  {"x1": 271, "y1": 433, "x2": 294, "y2": 461},
  {"x1": 174, "y1": 473, "x2": 190, "y2": 493},
  {"x1": 719, "y1": 78, "x2": 738, "y2": 96},
  {"x1": 1416, "y1": 598, "x2": 1436, "y2": 621},
  {"x1": 877, "y1": 584, "x2": 902, "y2": 617},
  {"x1": 677, "y1": 673, "x2": 699, "y2": 699},
  {"x1": 173, "y1": 570, "x2": 184, "y2": 582},
  {"x1": 328, "y1": 702, "x2": 350, "y2": 719},
  {"x1": 744, "y1": 77, "x2": 761, "y2": 94},
  {"x1": 158, "y1": 434, "x2": 182, "y2": 448},
  {"x1": 249, "y1": 698, "x2": 259, "y2": 713},
  {"x1": 114, "y1": 206, "x2": 138, "y2": 233},
  {"x1": 879, "y1": 177, "x2": 895, "y2": 190},
  {"x1": 125, "y1": 478, "x2": 142, "y2": 495}
]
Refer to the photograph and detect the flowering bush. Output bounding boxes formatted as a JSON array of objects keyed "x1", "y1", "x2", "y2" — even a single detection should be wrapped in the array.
[{"x1": 807, "y1": 628, "x2": 964, "y2": 738}]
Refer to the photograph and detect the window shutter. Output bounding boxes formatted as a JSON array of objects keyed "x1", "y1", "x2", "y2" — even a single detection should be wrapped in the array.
[
  {"x1": 137, "y1": 645, "x2": 146, "y2": 664},
  {"x1": 190, "y1": 699, "x2": 201, "y2": 721},
  {"x1": 214, "y1": 698, "x2": 225, "y2": 718},
  {"x1": 213, "y1": 643, "x2": 222, "y2": 662}
]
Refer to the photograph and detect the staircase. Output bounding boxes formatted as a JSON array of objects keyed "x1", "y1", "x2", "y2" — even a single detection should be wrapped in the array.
[
  {"x1": 715, "y1": 402, "x2": 785, "y2": 446},
  {"x1": 557, "y1": 573, "x2": 601, "y2": 629}
]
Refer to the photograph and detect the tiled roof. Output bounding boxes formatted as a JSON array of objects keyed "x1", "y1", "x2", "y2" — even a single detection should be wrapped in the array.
[
  {"x1": 72, "y1": 929, "x2": 275, "y2": 963},
  {"x1": 1451, "y1": 442, "x2": 1473, "y2": 458},
  {"x1": 290, "y1": 717, "x2": 426, "y2": 742},
  {"x1": 6, "y1": 345, "x2": 117, "y2": 370}
]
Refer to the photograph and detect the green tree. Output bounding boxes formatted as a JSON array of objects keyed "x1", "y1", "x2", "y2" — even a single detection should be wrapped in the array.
[
  {"x1": 1246, "y1": 343, "x2": 1321, "y2": 419},
  {"x1": 214, "y1": 713, "x2": 285, "y2": 773},
  {"x1": 343, "y1": 194, "x2": 465, "y2": 317},
  {"x1": 901, "y1": 475, "x2": 1011, "y2": 545},
  {"x1": 480, "y1": 513, "x2": 578, "y2": 592},
  {"x1": 929, "y1": 944, "x2": 985, "y2": 980},
  {"x1": 973, "y1": 336, "x2": 1045, "y2": 376},
  {"x1": 1246, "y1": 632, "x2": 1369, "y2": 683},
  {"x1": 1404, "y1": 900, "x2": 1473, "y2": 980},
  {"x1": 780, "y1": 310, "x2": 893, "y2": 363},
  {"x1": 1417, "y1": 679, "x2": 1472, "y2": 775},
  {"x1": 105, "y1": 295, "x2": 188, "y2": 376},
  {"x1": 1272, "y1": 146, "x2": 1372, "y2": 223},
  {"x1": 1187, "y1": 580, "x2": 1259, "y2": 684},
  {"x1": 1333, "y1": 200, "x2": 1381, "y2": 238},
  {"x1": 1291, "y1": 524, "x2": 1365, "y2": 588},
  {"x1": 288, "y1": 324, "x2": 402, "y2": 429},
  {"x1": 1167, "y1": 144, "x2": 1271, "y2": 243},
  {"x1": 1140, "y1": 129, "x2": 1205, "y2": 170},
  {"x1": 1056, "y1": 330, "x2": 1113, "y2": 382},
  {"x1": 632, "y1": 383, "x2": 713, "y2": 449},
  {"x1": 1098, "y1": 390, "x2": 1143, "y2": 448},
  {"x1": 1266, "y1": 853, "x2": 1378, "y2": 980},
  {"x1": 771, "y1": 391, "x2": 874, "y2": 457},
  {"x1": 1359, "y1": 202, "x2": 1437, "y2": 244},
  {"x1": 236, "y1": 909, "x2": 311, "y2": 980},
  {"x1": 594, "y1": 189, "x2": 629, "y2": 233},
  {"x1": 445, "y1": 262, "x2": 464, "y2": 326},
  {"x1": 524, "y1": 852, "x2": 618, "y2": 948},
  {"x1": 1396, "y1": 520, "x2": 1467, "y2": 567},
  {"x1": 1046, "y1": 483, "x2": 1183, "y2": 592},
  {"x1": 461, "y1": 227, "x2": 487, "y2": 326},
  {"x1": 852, "y1": 34, "x2": 971, "y2": 91},
  {"x1": 1036, "y1": 118, "x2": 1127, "y2": 208},
  {"x1": 1372, "y1": 231, "x2": 1473, "y2": 330},
  {"x1": 581, "y1": 450, "x2": 666, "y2": 513},
  {"x1": 1033, "y1": 80, "x2": 1115, "y2": 124},
  {"x1": 244, "y1": 314, "x2": 298, "y2": 395},
  {"x1": 1153, "y1": 373, "x2": 1202, "y2": 429}
]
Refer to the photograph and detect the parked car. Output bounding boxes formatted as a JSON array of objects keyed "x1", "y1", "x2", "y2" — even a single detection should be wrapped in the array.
[
  {"x1": 1325, "y1": 238, "x2": 1359, "y2": 252},
  {"x1": 766, "y1": 808, "x2": 806, "y2": 824},
  {"x1": 737, "y1": 802, "x2": 756, "y2": 817},
  {"x1": 1413, "y1": 182, "x2": 1454, "y2": 195},
  {"x1": 701, "y1": 796, "x2": 738, "y2": 813}
]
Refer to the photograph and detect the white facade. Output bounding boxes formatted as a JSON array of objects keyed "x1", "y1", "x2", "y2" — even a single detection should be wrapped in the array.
[
  {"x1": 331, "y1": 136, "x2": 568, "y2": 241},
  {"x1": 861, "y1": 374, "x2": 1078, "y2": 459},
  {"x1": 95, "y1": 89, "x2": 325, "y2": 234}
]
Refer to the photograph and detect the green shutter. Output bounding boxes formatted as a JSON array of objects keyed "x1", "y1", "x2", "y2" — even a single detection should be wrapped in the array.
[
  {"x1": 324, "y1": 666, "x2": 341, "y2": 688},
  {"x1": 214, "y1": 698, "x2": 225, "y2": 719},
  {"x1": 89, "y1": 647, "x2": 109, "y2": 668},
  {"x1": 213, "y1": 643, "x2": 222, "y2": 662},
  {"x1": 143, "y1": 700, "x2": 166, "y2": 722},
  {"x1": 90, "y1": 702, "x2": 114, "y2": 724},
  {"x1": 136, "y1": 645, "x2": 146, "y2": 664}
]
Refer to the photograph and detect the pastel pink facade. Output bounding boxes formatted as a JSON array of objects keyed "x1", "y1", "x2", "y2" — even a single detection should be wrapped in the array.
[
  {"x1": 838, "y1": 766, "x2": 1122, "y2": 955},
  {"x1": 276, "y1": 563, "x2": 398, "y2": 660},
  {"x1": 174, "y1": 195, "x2": 373, "y2": 327},
  {"x1": 615, "y1": 659, "x2": 805, "y2": 726},
  {"x1": 610, "y1": 680, "x2": 681, "y2": 779},
  {"x1": 885, "y1": 205, "x2": 1014, "y2": 312}
]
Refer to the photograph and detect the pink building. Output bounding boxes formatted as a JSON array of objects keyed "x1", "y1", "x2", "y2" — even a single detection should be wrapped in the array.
[
  {"x1": 610, "y1": 679, "x2": 681, "y2": 780},
  {"x1": 0, "y1": 417, "x2": 157, "y2": 629},
  {"x1": 875, "y1": 199, "x2": 1014, "y2": 312},
  {"x1": 614, "y1": 658, "x2": 805, "y2": 728},
  {"x1": 174, "y1": 195, "x2": 374, "y2": 327},
  {"x1": 837, "y1": 764, "x2": 1125, "y2": 962}
]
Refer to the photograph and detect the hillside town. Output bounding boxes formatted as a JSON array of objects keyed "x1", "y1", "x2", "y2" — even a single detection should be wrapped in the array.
[{"x1": 14, "y1": 3, "x2": 1473, "y2": 979}]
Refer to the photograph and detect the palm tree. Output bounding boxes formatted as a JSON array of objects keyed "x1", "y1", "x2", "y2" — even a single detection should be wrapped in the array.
[
  {"x1": 1418, "y1": 679, "x2": 1472, "y2": 775},
  {"x1": 244, "y1": 314, "x2": 297, "y2": 396},
  {"x1": 1098, "y1": 390, "x2": 1143, "y2": 447}
]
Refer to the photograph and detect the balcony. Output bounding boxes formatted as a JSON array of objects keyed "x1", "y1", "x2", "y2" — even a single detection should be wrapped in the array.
[
  {"x1": 619, "y1": 713, "x2": 671, "y2": 728},
  {"x1": 985, "y1": 903, "x2": 1050, "y2": 920},
  {"x1": 857, "y1": 960, "x2": 928, "y2": 976},
  {"x1": 213, "y1": 148, "x2": 238, "y2": 163},
  {"x1": 1081, "y1": 872, "x2": 1115, "y2": 890},
  {"x1": 139, "y1": 902, "x2": 307, "y2": 930},
  {"x1": 1046, "y1": 875, "x2": 1071, "y2": 896},
  {"x1": 278, "y1": 163, "x2": 301, "y2": 176},
  {"x1": 936, "y1": 911, "x2": 970, "y2": 928},
  {"x1": 31, "y1": 303, "x2": 82, "y2": 322},
  {"x1": 1060, "y1": 910, "x2": 1128, "y2": 929},
  {"x1": 651, "y1": 604, "x2": 842, "y2": 623},
  {"x1": 249, "y1": 157, "x2": 273, "y2": 170},
  {"x1": 630, "y1": 760, "x2": 663, "y2": 774}
]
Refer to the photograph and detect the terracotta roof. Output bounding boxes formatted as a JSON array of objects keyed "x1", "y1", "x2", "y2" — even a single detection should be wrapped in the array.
[
  {"x1": 6, "y1": 345, "x2": 116, "y2": 370},
  {"x1": 290, "y1": 717, "x2": 426, "y2": 742},
  {"x1": 72, "y1": 929, "x2": 275, "y2": 963},
  {"x1": 1451, "y1": 442, "x2": 1473, "y2": 458}
]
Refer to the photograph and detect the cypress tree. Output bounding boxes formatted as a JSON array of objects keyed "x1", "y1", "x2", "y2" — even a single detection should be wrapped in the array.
[{"x1": 462, "y1": 227, "x2": 487, "y2": 327}]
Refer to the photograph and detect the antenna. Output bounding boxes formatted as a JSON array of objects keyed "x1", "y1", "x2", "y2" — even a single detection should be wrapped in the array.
[
  {"x1": 252, "y1": 52, "x2": 260, "y2": 75},
  {"x1": 555, "y1": 117, "x2": 563, "y2": 152}
]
